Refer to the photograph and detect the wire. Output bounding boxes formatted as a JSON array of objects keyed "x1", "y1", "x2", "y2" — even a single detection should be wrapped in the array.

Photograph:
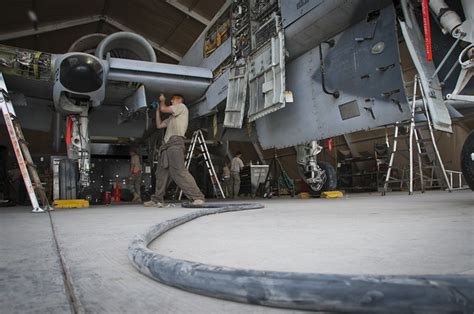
[{"x1": 318, "y1": 43, "x2": 339, "y2": 99}]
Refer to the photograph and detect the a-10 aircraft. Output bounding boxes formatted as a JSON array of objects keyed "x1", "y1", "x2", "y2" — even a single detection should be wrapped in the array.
[{"x1": 1, "y1": 0, "x2": 473, "y2": 193}]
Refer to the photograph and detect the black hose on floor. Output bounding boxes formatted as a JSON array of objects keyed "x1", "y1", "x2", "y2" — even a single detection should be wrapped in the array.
[{"x1": 128, "y1": 203, "x2": 474, "y2": 312}]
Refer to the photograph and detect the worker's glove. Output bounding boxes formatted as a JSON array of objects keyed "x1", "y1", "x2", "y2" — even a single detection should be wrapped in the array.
[{"x1": 150, "y1": 100, "x2": 159, "y2": 110}]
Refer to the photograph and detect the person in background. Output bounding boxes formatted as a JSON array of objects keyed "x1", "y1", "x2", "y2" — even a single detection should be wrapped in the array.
[
  {"x1": 144, "y1": 94, "x2": 205, "y2": 207},
  {"x1": 129, "y1": 148, "x2": 142, "y2": 202},
  {"x1": 230, "y1": 151, "x2": 244, "y2": 198},
  {"x1": 222, "y1": 161, "x2": 231, "y2": 198}
]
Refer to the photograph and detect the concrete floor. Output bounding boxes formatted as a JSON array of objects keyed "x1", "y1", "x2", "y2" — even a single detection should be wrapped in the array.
[
  {"x1": 0, "y1": 190, "x2": 473, "y2": 313},
  {"x1": 152, "y1": 191, "x2": 474, "y2": 275}
]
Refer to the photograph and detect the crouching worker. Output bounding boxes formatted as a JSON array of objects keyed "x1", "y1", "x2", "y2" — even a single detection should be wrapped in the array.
[
  {"x1": 129, "y1": 148, "x2": 142, "y2": 202},
  {"x1": 144, "y1": 94, "x2": 205, "y2": 207}
]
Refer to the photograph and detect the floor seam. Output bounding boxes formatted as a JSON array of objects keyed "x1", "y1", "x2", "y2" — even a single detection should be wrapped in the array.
[{"x1": 47, "y1": 211, "x2": 85, "y2": 314}]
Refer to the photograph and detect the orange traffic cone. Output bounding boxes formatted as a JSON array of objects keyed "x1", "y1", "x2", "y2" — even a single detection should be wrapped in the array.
[{"x1": 113, "y1": 182, "x2": 121, "y2": 203}]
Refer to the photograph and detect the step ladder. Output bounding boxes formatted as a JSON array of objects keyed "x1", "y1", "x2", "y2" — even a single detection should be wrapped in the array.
[
  {"x1": 0, "y1": 73, "x2": 51, "y2": 212},
  {"x1": 382, "y1": 75, "x2": 452, "y2": 195},
  {"x1": 178, "y1": 129, "x2": 225, "y2": 200}
]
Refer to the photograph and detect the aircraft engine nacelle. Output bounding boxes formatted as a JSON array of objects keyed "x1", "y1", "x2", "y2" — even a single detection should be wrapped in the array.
[
  {"x1": 53, "y1": 53, "x2": 108, "y2": 114},
  {"x1": 94, "y1": 32, "x2": 157, "y2": 62}
]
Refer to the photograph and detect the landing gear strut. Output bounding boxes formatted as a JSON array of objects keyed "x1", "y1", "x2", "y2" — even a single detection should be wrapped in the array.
[{"x1": 296, "y1": 140, "x2": 337, "y2": 195}]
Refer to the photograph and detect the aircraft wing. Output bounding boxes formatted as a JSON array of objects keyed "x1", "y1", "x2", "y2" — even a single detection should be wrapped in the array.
[{"x1": 1, "y1": 43, "x2": 213, "y2": 133}]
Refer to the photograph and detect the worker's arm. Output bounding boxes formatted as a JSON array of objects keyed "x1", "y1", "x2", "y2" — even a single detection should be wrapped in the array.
[
  {"x1": 159, "y1": 94, "x2": 174, "y2": 114},
  {"x1": 155, "y1": 94, "x2": 169, "y2": 129},
  {"x1": 155, "y1": 110, "x2": 168, "y2": 129},
  {"x1": 160, "y1": 102, "x2": 174, "y2": 114}
]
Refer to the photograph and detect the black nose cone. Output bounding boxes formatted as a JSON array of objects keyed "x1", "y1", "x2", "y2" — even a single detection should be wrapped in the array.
[{"x1": 60, "y1": 55, "x2": 104, "y2": 93}]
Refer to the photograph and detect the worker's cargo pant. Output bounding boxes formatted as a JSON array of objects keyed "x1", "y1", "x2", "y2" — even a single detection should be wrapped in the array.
[
  {"x1": 230, "y1": 171, "x2": 240, "y2": 198},
  {"x1": 129, "y1": 172, "x2": 142, "y2": 194},
  {"x1": 151, "y1": 138, "x2": 204, "y2": 202},
  {"x1": 223, "y1": 176, "x2": 231, "y2": 198}
]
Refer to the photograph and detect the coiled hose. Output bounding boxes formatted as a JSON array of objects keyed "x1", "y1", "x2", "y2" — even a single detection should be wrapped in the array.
[{"x1": 128, "y1": 203, "x2": 474, "y2": 312}]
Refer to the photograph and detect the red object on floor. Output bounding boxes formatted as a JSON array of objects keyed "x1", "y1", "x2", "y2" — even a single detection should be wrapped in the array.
[
  {"x1": 113, "y1": 182, "x2": 121, "y2": 203},
  {"x1": 102, "y1": 191, "x2": 112, "y2": 205},
  {"x1": 328, "y1": 138, "x2": 333, "y2": 153},
  {"x1": 422, "y1": 0, "x2": 433, "y2": 61}
]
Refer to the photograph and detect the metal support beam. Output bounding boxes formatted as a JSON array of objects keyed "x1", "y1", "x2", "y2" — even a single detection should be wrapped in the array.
[
  {"x1": 224, "y1": 140, "x2": 233, "y2": 161},
  {"x1": 343, "y1": 134, "x2": 362, "y2": 170},
  {"x1": 165, "y1": 0, "x2": 211, "y2": 25},
  {"x1": 104, "y1": 17, "x2": 182, "y2": 62},
  {"x1": 343, "y1": 134, "x2": 362, "y2": 158},
  {"x1": 0, "y1": 15, "x2": 102, "y2": 41},
  {"x1": 251, "y1": 140, "x2": 267, "y2": 165},
  {"x1": 0, "y1": 15, "x2": 183, "y2": 62}
]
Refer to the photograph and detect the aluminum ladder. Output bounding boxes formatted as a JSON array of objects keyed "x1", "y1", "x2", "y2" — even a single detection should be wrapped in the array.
[
  {"x1": 178, "y1": 129, "x2": 225, "y2": 200},
  {"x1": 0, "y1": 73, "x2": 51, "y2": 212},
  {"x1": 382, "y1": 75, "x2": 452, "y2": 195}
]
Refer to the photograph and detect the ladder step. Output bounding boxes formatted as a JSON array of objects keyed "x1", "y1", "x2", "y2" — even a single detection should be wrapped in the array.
[
  {"x1": 25, "y1": 163, "x2": 38, "y2": 169},
  {"x1": 17, "y1": 137, "x2": 29, "y2": 145},
  {"x1": 9, "y1": 113, "x2": 19, "y2": 121},
  {"x1": 417, "y1": 138, "x2": 432, "y2": 143},
  {"x1": 394, "y1": 134, "x2": 410, "y2": 139},
  {"x1": 1, "y1": 88, "x2": 11, "y2": 100},
  {"x1": 415, "y1": 124, "x2": 429, "y2": 129}
]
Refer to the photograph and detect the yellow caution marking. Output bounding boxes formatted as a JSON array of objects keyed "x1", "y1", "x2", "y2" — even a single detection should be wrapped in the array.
[
  {"x1": 53, "y1": 199, "x2": 89, "y2": 208},
  {"x1": 321, "y1": 191, "x2": 343, "y2": 199}
]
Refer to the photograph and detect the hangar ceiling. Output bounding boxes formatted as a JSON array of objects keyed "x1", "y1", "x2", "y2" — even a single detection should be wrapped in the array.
[{"x1": 0, "y1": 0, "x2": 226, "y2": 64}]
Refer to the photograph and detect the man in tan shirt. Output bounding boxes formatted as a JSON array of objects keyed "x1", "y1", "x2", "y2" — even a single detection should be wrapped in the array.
[
  {"x1": 144, "y1": 94, "x2": 204, "y2": 207},
  {"x1": 230, "y1": 151, "x2": 244, "y2": 198},
  {"x1": 129, "y1": 148, "x2": 142, "y2": 202}
]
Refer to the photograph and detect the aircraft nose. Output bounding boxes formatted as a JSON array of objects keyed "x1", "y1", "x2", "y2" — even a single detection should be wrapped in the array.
[{"x1": 59, "y1": 54, "x2": 104, "y2": 93}]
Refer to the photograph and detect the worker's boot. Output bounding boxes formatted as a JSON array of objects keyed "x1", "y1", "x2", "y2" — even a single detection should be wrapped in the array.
[
  {"x1": 132, "y1": 192, "x2": 142, "y2": 203},
  {"x1": 143, "y1": 200, "x2": 169, "y2": 208},
  {"x1": 191, "y1": 199, "x2": 205, "y2": 206}
]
